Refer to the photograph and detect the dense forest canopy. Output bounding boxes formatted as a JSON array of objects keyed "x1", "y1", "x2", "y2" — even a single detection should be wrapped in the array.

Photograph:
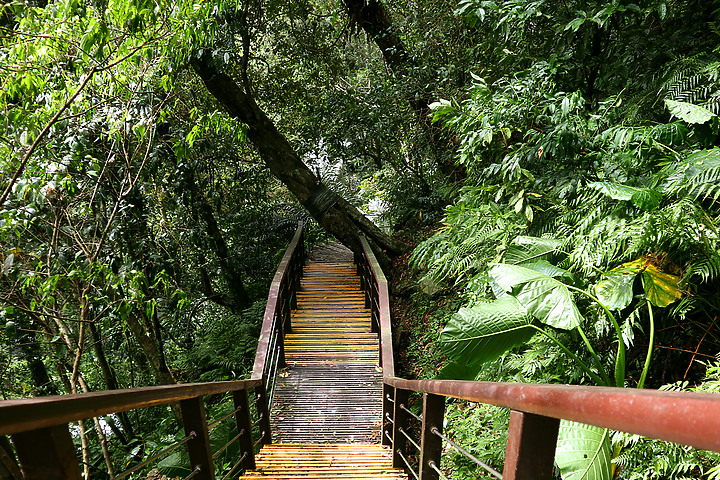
[{"x1": 1, "y1": 0, "x2": 720, "y2": 478}]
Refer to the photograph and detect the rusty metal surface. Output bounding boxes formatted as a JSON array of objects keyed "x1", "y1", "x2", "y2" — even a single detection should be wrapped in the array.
[
  {"x1": 251, "y1": 222, "x2": 304, "y2": 381},
  {"x1": 358, "y1": 236, "x2": 394, "y2": 378},
  {"x1": 385, "y1": 377, "x2": 720, "y2": 452},
  {"x1": 0, "y1": 379, "x2": 261, "y2": 436},
  {"x1": 269, "y1": 261, "x2": 383, "y2": 444},
  {"x1": 503, "y1": 410, "x2": 559, "y2": 480}
]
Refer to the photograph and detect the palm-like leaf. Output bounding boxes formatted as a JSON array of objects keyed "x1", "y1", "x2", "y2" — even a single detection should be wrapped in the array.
[
  {"x1": 489, "y1": 263, "x2": 582, "y2": 330},
  {"x1": 439, "y1": 295, "x2": 535, "y2": 367},
  {"x1": 555, "y1": 420, "x2": 612, "y2": 480}
]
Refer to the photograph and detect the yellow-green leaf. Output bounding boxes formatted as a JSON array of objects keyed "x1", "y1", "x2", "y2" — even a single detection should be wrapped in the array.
[{"x1": 641, "y1": 264, "x2": 682, "y2": 307}]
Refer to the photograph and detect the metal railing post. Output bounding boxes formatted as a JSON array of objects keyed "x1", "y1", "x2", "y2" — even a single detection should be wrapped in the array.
[
  {"x1": 392, "y1": 388, "x2": 411, "y2": 469},
  {"x1": 502, "y1": 410, "x2": 560, "y2": 480},
  {"x1": 254, "y1": 386, "x2": 272, "y2": 447},
  {"x1": 419, "y1": 393, "x2": 445, "y2": 480},
  {"x1": 233, "y1": 390, "x2": 256, "y2": 471},
  {"x1": 11, "y1": 424, "x2": 82, "y2": 479},
  {"x1": 275, "y1": 314, "x2": 288, "y2": 370},
  {"x1": 179, "y1": 397, "x2": 215, "y2": 480},
  {"x1": 382, "y1": 385, "x2": 394, "y2": 447}
]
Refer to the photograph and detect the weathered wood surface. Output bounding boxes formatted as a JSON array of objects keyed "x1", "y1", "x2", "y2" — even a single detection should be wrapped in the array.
[
  {"x1": 270, "y1": 260, "x2": 383, "y2": 444},
  {"x1": 239, "y1": 444, "x2": 407, "y2": 479}
]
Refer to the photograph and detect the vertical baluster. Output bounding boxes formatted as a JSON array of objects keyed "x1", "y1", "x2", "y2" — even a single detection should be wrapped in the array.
[
  {"x1": 502, "y1": 411, "x2": 559, "y2": 480},
  {"x1": 233, "y1": 390, "x2": 256, "y2": 471},
  {"x1": 280, "y1": 279, "x2": 292, "y2": 335},
  {"x1": 370, "y1": 280, "x2": 379, "y2": 333},
  {"x1": 419, "y1": 393, "x2": 445, "y2": 480},
  {"x1": 382, "y1": 385, "x2": 394, "y2": 447},
  {"x1": 254, "y1": 386, "x2": 272, "y2": 447},
  {"x1": 11, "y1": 424, "x2": 82, "y2": 480},
  {"x1": 290, "y1": 259, "x2": 298, "y2": 310},
  {"x1": 275, "y1": 311, "x2": 287, "y2": 370},
  {"x1": 179, "y1": 397, "x2": 215, "y2": 480},
  {"x1": 392, "y1": 388, "x2": 411, "y2": 468}
]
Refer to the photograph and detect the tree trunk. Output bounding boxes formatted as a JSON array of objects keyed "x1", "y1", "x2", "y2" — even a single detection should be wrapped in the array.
[
  {"x1": 187, "y1": 169, "x2": 251, "y2": 311},
  {"x1": 192, "y1": 55, "x2": 406, "y2": 267},
  {"x1": 123, "y1": 314, "x2": 177, "y2": 386},
  {"x1": 343, "y1": 0, "x2": 465, "y2": 182},
  {"x1": 88, "y1": 322, "x2": 135, "y2": 439}
]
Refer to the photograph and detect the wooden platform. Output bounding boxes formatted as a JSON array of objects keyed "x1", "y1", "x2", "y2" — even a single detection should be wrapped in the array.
[
  {"x1": 270, "y1": 261, "x2": 382, "y2": 444},
  {"x1": 239, "y1": 444, "x2": 406, "y2": 479}
]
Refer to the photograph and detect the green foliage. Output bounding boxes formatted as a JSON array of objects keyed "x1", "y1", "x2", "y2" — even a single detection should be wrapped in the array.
[
  {"x1": 555, "y1": 422, "x2": 612, "y2": 480},
  {"x1": 438, "y1": 296, "x2": 535, "y2": 379},
  {"x1": 441, "y1": 402, "x2": 508, "y2": 480}
]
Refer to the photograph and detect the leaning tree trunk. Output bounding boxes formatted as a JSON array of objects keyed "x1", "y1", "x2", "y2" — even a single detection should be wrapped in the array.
[{"x1": 192, "y1": 55, "x2": 406, "y2": 267}]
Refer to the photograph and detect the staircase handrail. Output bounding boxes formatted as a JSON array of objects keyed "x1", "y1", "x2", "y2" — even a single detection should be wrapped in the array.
[
  {"x1": 0, "y1": 221, "x2": 307, "y2": 480},
  {"x1": 251, "y1": 221, "x2": 305, "y2": 381},
  {"x1": 0, "y1": 380, "x2": 259, "y2": 436},
  {"x1": 355, "y1": 236, "x2": 720, "y2": 480},
  {"x1": 356, "y1": 235, "x2": 394, "y2": 377}
]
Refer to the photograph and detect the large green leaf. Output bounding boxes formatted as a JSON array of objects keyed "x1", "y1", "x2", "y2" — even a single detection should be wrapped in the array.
[
  {"x1": 521, "y1": 260, "x2": 576, "y2": 284},
  {"x1": 588, "y1": 182, "x2": 662, "y2": 211},
  {"x1": 555, "y1": 420, "x2": 612, "y2": 480},
  {"x1": 595, "y1": 267, "x2": 637, "y2": 310},
  {"x1": 595, "y1": 258, "x2": 681, "y2": 309},
  {"x1": 629, "y1": 188, "x2": 662, "y2": 211},
  {"x1": 641, "y1": 265, "x2": 682, "y2": 307},
  {"x1": 489, "y1": 264, "x2": 582, "y2": 330},
  {"x1": 665, "y1": 99, "x2": 716, "y2": 124},
  {"x1": 504, "y1": 236, "x2": 562, "y2": 265},
  {"x1": 588, "y1": 181, "x2": 637, "y2": 200},
  {"x1": 439, "y1": 295, "x2": 536, "y2": 366},
  {"x1": 435, "y1": 360, "x2": 484, "y2": 381}
]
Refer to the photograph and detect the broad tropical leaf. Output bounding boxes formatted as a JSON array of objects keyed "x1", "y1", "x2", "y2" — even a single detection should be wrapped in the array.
[
  {"x1": 439, "y1": 295, "x2": 536, "y2": 367},
  {"x1": 641, "y1": 265, "x2": 682, "y2": 307},
  {"x1": 595, "y1": 258, "x2": 681, "y2": 309},
  {"x1": 665, "y1": 99, "x2": 716, "y2": 124},
  {"x1": 588, "y1": 182, "x2": 662, "y2": 211},
  {"x1": 595, "y1": 267, "x2": 637, "y2": 310},
  {"x1": 629, "y1": 188, "x2": 662, "y2": 211},
  {"x1": 504, "y1": 236, "x2": 563, "y2": 265},
  {"x1": 521, "y1": 260, "x2": 576, "y2": 284},
  {"x1": 489, "y1": 263, "x2": 582, "y2": 330},
  {"x1": 435, "y1": 360, "x2": 483, "y2": 381},
  {"x1": 588, "y1": 181, "x2": 637, "y2": 201},
  {"x1": 555, "y1": 420, "x2": 612, "y2": 480}
]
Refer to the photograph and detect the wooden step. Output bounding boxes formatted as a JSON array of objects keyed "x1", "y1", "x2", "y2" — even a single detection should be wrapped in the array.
[
  {"x1": 270, "y1": 259, "x2": 381, "y2": 443},
  {"x1": 239, "y1": 444, "x2": 407, "y2": 479}
]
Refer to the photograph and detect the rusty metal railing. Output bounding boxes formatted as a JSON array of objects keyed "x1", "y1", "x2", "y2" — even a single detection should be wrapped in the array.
[
  {"x1": 355, "y1": 236, "x2": 720, "y2": 480},
  {"x1": 0, "y1": 222, "x2": 306, "y2": 480},
  {"x1": 0, "y1": 381, "x2": 262, "y2": 480},
  {"x1": 250, "y1": 220, "x2": 305, "y2": 440}
]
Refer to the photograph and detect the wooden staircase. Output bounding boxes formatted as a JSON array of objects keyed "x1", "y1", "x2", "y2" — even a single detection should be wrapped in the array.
[
  {"x1": 239, "y1": 246, "x2": 407, "y2": 479},
  {"x1": 240, "y1": 444, "x2": 406, "y2": 479}
]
